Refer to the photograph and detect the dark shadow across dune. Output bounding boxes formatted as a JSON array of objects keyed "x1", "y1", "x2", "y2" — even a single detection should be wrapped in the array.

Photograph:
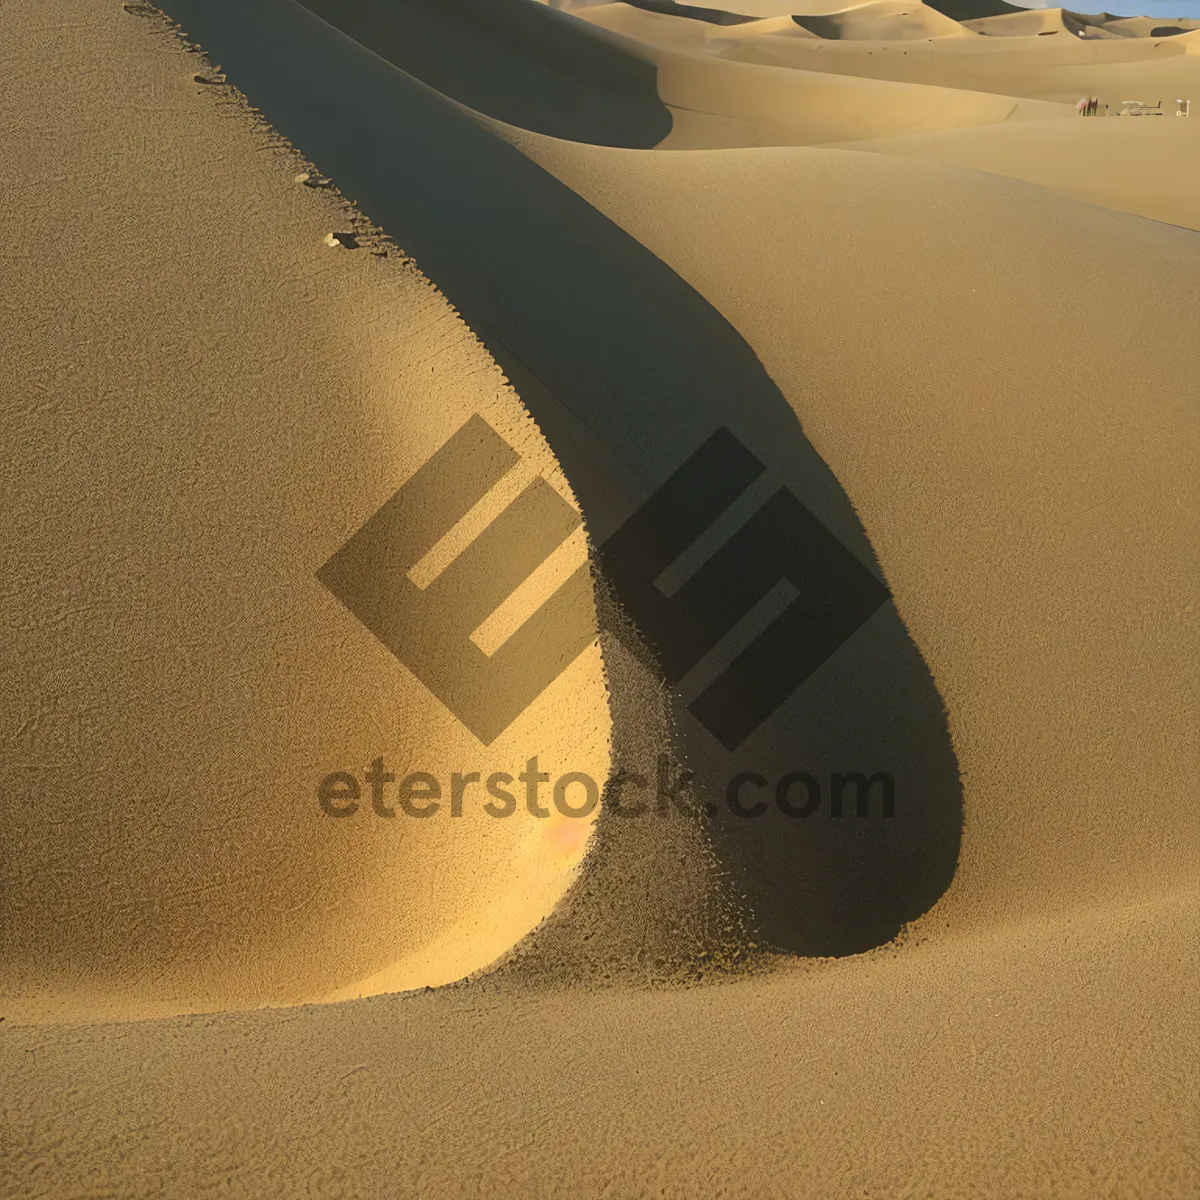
[
  {"x1": 618, "y1": 0, "x2": 759, "y2": 26},
  {"x1": 154, "y1": 0, "x2": 963, "y2": 958},
  {"x1": 284, "y1": 0, "x2": 672, "y2": 146},
  {"x1": 791, "y1": 14, "x2": 850, "y2": 39},
  {"x1": 922, "y1": 0, "x2": 1024, "y2": 19}
]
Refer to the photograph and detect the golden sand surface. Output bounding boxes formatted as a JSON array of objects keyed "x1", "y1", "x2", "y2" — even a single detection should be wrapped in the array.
[
  {"x1": 0, "y1": 0, "x2": 612, "y2": 1022},
  {"x1": 2, "y1": 0, "x2": 1196, "y2": 1195}
]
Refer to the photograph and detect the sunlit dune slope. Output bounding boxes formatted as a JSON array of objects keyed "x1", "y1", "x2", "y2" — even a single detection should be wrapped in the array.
[
  {"x1": 830, "y1": 113, "x2": 1200, "y2": 229},
  {"x1": 0, "y1": 0, "x2": 610, "y2": 1023},
  {"x1": 791, "y1": 0, "x2": 973, "y2": 40}
]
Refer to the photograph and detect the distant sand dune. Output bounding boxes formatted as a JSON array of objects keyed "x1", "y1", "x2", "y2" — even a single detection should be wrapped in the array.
[
  {"x1": 549, "y1": 4, "x2": 1070, "y2": 144},
  {"x1": 791, "y1": 0, "x2": 973, "y2": 40},
  {"x1": 574, "y1": 0, "x2": 1200, "y2": 100},
  {"x1": 564, "y1": 0, "x2": 1200, "y2": 226}
]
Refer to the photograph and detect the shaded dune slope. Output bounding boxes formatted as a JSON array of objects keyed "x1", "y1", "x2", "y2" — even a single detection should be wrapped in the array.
[
  {"x1": 919, "y1": 0, "x2": 1024, "y2": 18},
  {"x1": 159, "y1": 0, "x2": 966, "y2": 962},
  {"x1": 621, "y1": 0, "x2": 763, "y2": 25},
  {"x1": 280, "y1": 0, "x2": 672, "y2": 145},
  {"x1": 506, "y1": 129, "x2": 1200, "y2": 937}
]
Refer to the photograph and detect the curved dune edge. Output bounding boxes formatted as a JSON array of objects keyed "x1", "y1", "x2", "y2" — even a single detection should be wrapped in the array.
[
  {"x1": 502, "y1": 128, "x2": 1199, "y2": 945},
  {"x1": 0, "y1": 0, "x2": 615, "y2": 1023}
]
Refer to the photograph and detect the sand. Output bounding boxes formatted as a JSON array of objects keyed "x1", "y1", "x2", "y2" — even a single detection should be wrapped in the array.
[
  {"x1": 2, "y1": 0, "x2": 1197, "y2": 1196},
  {"x1": 572, "y1": 1, "x2": 1200, "y2": 223},
  {"x1": 0, "y1": 0, "x2": 612, "y2": 1023}
]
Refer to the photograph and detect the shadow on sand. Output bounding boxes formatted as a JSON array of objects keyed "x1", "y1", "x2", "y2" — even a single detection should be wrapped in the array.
[
  {"x1": 269, "y1": 0, "x2": 671, "y2": 146},
  {"x1": 155, "y1": 0, "x2": 963, "y2": 958}
]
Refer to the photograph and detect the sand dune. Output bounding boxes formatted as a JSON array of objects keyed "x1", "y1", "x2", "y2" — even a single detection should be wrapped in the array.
[
  {"x1": 3, "y1": 0, "x2": 1197, "y2": 1194},
  {"x1": 0, "y1": 0, "x2": 613, "y2": 1022},
  {"x1": 573, "y1": 0, "x2": 1200, "y2": 105},
  {"x1": 1106, "y1": 14, "x2": 1200, "y2": 35},
  {"x1": 650, "y1": 50, "x2": 1066, "y2": 144},
  {"x1": 965, "y1": 6, "x2": 1102, "y2": 35},
  {"x1": 148, "y1": 0, "x2": 972, "y2": 973},
  {"x1": 831, "y1": 114, "x2": 1200, "y2": 228},
  {"x1": 791, "y1": 0, "x2": 973, "y2": 40},
  {"x1": 968, "y1": 6, "x2": 1200, "y2": 36},
  {"x1": 544, "y1": 3, "x2": 1071, "y2": 144},
  {"x1": 566, "y1": 0, "x2": 1199, "y2": 219},
  {"x1": 506, "y1": 128, "x2": 1200, "y2": 937}
]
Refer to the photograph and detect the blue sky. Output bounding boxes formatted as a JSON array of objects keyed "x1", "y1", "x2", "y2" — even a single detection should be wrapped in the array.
[{"x1": 1019, "y1": 0, "x2": 1200, "y2": 14}]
